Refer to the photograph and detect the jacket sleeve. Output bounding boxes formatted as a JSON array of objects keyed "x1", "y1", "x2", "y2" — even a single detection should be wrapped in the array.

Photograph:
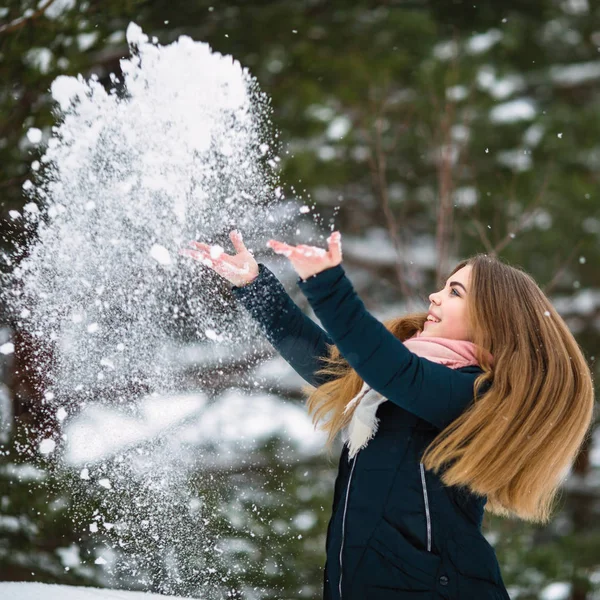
[
  {"x1": 297, "y1": 264, "x2": 481, "y2": 430},
  {"x1": 231, "y1": 263, "x2": 336, "y2": 388}
]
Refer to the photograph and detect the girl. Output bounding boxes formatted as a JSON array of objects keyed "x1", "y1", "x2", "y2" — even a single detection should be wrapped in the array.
[{"x1": 180, "y1": 230, "x2": 595, "y2": 600}]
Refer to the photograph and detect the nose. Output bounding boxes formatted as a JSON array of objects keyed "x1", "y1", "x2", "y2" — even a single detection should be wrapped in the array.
[{"x1": 429, "y1": 290, "x2": 441, "y2": 305}]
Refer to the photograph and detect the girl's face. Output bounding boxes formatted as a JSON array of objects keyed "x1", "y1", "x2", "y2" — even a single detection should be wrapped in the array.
[{"x1": 422, "y1": 265, "x2": 472, "y2": 341}]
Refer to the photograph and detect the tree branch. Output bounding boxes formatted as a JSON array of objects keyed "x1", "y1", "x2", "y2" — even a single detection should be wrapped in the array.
[
  {"x1": 493, "y1": 164, "x2": 552, "y2": 255},
  {"x1": 467, "y1": 219, "x2": 495, "y2": 253},
  {"x1": 542, "y1": 239, "x2": 585, "y2": 296},
  {"x1": 465, "y1": 163, "x2": 552, "y2": 257},
  {"x1": 361, "y1": 83, "x2": 416, "y2": 307},
  {"x1": 0, "y1": 0, "x2": 58, "y2": 35}
]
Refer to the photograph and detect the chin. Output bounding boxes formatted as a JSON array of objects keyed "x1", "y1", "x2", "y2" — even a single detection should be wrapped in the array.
[{"x1": 421, "y1": 326, "x2": 441, "y2": 337}]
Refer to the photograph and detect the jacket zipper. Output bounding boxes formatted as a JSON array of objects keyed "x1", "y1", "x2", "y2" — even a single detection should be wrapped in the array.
[
  {"x1": 338, "y1": 455, "x2": 357, "y2": 599},
  {"x1": 338, "y1": 458, "x2": 431, "y2": 597},
  {"x1": 419, "y1": 461, "x2": 432, "y2": 552}
]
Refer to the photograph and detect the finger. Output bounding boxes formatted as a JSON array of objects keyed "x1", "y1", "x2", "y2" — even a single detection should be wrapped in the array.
[
  {"x1": 190, "y1": 241, "x2": 229, "y2": 261},
  {"x1": 296, "y1": 245, "x2": 327, "y2": 258},
  {"x1": 179, "y1": 248, "x2": 201, "y2": 258},
  {"x1": 266, "y1": 239, "x2": 288, "y2": 250},
  {"x1": 229, "y1": 230, "x2": 247, "y2": 255},
  {"x1": 267, "y1": 239, "x2": 298, "y2": 251},
  {"x1": 179, "y1": 248, "x2": 213, "y2": 267},
  {"x1": 266, "y1": 239, "x2": 296, "y2": 258},
  {"x1": 189, "y1": 241, "x2": 211, "y2": 252},
  {"x1": 327, "y1": 231, "x2": 342, "y2": 262},
  {"x1": 183, "y1": 246, "x2": 210, "y2": 260},
  {"x1": 180, "y1": 248, "x2": 247, "y2": 278}
]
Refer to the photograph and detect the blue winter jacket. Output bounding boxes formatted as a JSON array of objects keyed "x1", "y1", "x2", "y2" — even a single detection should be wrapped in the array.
[{"x1": 232, "y1": 263, "x2": 511, "y2": 600}]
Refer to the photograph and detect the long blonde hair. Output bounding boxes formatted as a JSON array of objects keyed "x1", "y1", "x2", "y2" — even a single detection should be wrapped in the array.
[{"x1": 303, "y1": 254, "x2": 595, "y2": 524}]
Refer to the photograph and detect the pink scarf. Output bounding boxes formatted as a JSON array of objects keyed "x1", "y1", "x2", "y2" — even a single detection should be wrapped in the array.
[
  {"x1": 342, "y1": 332, "x2": 493, "y2": 459},
  {"x1": 404, "y1": 330, "x2": 493, "y2": 368}
]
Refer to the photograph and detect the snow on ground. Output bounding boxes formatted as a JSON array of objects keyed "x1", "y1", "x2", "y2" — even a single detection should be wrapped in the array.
[
  {"x1": 62, "y1": 384, "x2": 326, "y2": 468},
  {"x1": 175, "y1": 387, "x2": 326, "y2": 459},
  {"x1": 253, "y1": 354, "x2": 310, "y2": 390},
  {"x1": 63, "y1": 392, "x2": 207, "y2": 465},
  {"x1": 0, "y1": 582, "x2": 191, "y2": 600}
]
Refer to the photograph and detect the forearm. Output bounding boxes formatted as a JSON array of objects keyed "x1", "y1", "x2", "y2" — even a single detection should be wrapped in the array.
[
  {"x1": 232, "y1": 263, "x2": 336, "y2": 387},
  {"x1": 297, "y1": 265, "x2": 478, "y2": 429},
  {"x1": 298, "y1": 266, "x2": 413, "y2": 385}
]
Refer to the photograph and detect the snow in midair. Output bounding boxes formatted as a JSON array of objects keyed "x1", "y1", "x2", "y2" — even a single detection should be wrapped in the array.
[
  {"x1": 2, "y1": 23, "x2": 298, "y2": 598},
  {"x1": 8, "y1": 21, "x2": 281, "y2": 401},
  {"x1": 39, "y1": 438, "x2": 56, "y2": 454},
  {"x1": 26, "y1": 127, "x2": 43, "y2": 144}
]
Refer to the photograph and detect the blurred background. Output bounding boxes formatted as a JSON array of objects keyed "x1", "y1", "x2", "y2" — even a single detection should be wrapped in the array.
[{"x1": 2, "y1": 1, "x2": 600, "y2": 599}]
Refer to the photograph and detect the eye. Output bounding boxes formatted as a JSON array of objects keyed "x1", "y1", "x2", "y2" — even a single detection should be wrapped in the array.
[{"x1": 451, "y1": 287, "x2": 461, "y2": 297}]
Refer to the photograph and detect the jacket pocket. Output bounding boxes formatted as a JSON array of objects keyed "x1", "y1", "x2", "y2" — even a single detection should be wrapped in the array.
[{"x1": 360, "y1": 517, "x2": 441, "y2": 591}]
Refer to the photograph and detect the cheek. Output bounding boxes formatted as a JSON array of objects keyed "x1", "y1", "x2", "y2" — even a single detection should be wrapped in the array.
[{"x1": 445, "y1": 308, "x2": 468, "y2": 332}]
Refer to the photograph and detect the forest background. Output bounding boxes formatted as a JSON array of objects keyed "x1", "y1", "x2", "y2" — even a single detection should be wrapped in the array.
[{"x1": 2, "y1": 1, "x2": 600, "y2": 599}]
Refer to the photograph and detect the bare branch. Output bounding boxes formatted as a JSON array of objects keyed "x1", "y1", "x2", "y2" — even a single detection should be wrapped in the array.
[
  {"x1": 0, "y1": 0, "x2": 58, "y2": 35},
  {"x1": 493, "y1": 164, "x2": 553, "y2": 255},
  {"x1": 430, "y1": 51, "x2": 464, "y2": 285},
  {"x1": 465, "y1": 163, "x2": 553, "y2": 258},
  {"x1": 467, "y1": 219, "x2": 495, "y2": 254},
  {"x1": 423, "y1": 34, "x2": 479, "y2": 289},
  {"x1": 361, "y1": 83, "x2": 417, "y2": 307},
  {"x1": 542, "y1": 239, "x2": 585, "y2": 296},
  {"x1": 433, "y1": 95, "x2": 457, "y2": 281}
]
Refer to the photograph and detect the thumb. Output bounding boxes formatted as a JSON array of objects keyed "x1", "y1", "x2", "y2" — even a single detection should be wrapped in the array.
[
  {"x1": 328, "y1": 230, "x2": 342, "y2": 262},
  {"x1": 229, "y1": 230, "x2": 248, "y2": 254}
]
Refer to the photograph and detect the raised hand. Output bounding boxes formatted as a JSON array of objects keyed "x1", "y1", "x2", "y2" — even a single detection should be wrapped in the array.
[
  {"x1": 179, "y1": 230, "x2": 260, "y2": 287},
  {"x1": 266, "y1": 231, "x2": 342, "y2": 281}
]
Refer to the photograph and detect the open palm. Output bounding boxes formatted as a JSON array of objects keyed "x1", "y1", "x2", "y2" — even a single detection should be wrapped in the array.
[
  {"x1": 266, "y1": 230, "x2": 342, "y2": 281},
  {"x1": 179, "y1": 230, "x2": 259, "y2": 287},
  {"x1": 180, "y1": 229, "x2": 343, "y2": 285}
]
